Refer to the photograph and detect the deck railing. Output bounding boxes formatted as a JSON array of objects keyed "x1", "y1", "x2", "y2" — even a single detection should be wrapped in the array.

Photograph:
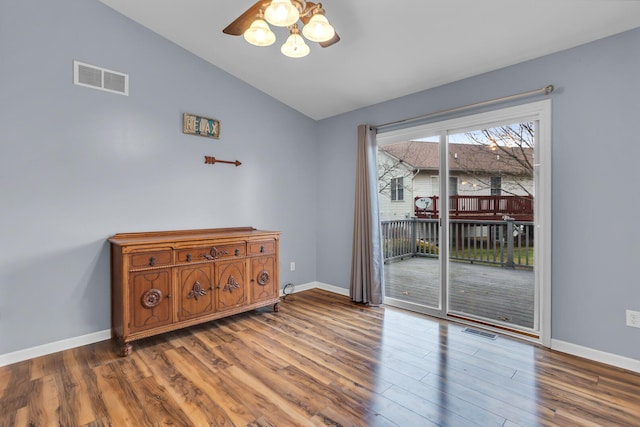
[
  {"x1": 381, "y1": 218, "x2": 534, "y2": 269},
  {"x1": 415, "y1": 195, "x2": 533, "y2": 220}
]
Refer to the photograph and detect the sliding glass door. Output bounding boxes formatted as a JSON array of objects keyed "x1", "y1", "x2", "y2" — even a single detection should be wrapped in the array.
[{"x1": 377, "y1": 101, "x2": 551, "y2": 344}]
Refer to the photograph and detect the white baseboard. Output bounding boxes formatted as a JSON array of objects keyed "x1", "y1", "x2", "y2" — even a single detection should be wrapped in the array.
[
  {"x1": 280, "y1": 281, "x2": 316, "y2": 295},
  {"x1": 280, "y1": 281, "x2": 350, "y2": 297},
  {"x1": 314, "y1": 281, "x2": 350, "y2": 296},
  {"x1": 0, "y1": 329, "x2": 111, "y2": 367},
  {"x1": 551, "y1": 339, "x2": 640, "y2": 374}
]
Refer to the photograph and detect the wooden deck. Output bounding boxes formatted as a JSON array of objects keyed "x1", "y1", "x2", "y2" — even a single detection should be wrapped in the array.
[
  {"x1": 415, "y1": 194, "x2": 534, "y2": 221},
  {"x1": 384, "y1": 257, "x2": 534, "y2": 328}
]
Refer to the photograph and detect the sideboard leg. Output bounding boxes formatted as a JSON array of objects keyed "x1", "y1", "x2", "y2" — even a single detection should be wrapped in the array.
[
  {"x1": 274, "y1": 302, "x2": 280, "y2": 312},
  {"x1": 119, "y1": 342, "x2": 132, "y2": 357}
]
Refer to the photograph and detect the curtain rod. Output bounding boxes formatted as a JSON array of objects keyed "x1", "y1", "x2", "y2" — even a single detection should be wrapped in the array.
[{"x1": 375, "y1": 84, "x2": 554, "y2": 131}]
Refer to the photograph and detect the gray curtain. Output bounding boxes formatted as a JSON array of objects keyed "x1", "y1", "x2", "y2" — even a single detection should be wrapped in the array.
[{"x1": 350, "y1": 124, "x2": 384, "y2": 305}]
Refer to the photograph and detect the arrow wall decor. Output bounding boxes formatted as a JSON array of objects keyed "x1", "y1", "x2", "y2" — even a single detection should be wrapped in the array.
[{"x1": 204, "y1": 156, "x2": 242, "y2": 167}]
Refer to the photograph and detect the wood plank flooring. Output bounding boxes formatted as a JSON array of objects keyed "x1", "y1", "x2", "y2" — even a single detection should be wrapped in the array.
[{"x1": 1, "y1": 289, "x2": 639, "y2": 426}]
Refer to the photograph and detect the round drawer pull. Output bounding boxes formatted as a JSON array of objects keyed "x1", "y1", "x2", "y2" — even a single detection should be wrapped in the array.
[
  {"x1": 257, "y1": 270, "x2": 270, "y2": 286},
  {"x1": 141, "y1": 289, "x2": 162, "y2": 308}
]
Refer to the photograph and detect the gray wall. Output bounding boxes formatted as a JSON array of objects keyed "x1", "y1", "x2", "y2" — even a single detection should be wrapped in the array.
[
  {"x1": 0, "y1": 0, "x2": 318, "y2": 354},
  {"x1": 315, "y1": 28, "x2": 640, "y2": 360}
]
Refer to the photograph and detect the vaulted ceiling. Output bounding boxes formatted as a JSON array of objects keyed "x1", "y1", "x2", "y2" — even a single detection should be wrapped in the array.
[{"x1": 98, "y1": 0, "x2": 640, "y2": 120}]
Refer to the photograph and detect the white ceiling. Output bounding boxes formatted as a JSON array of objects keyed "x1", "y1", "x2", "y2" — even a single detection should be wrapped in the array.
[{"x1": 98, "y1": 0, "x2": 640, "y2": 120}]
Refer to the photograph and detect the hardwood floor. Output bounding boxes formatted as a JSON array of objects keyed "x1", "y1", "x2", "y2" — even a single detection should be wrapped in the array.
[{"x1": 1, "y1": 289, "x2": 639, "y2": 426}]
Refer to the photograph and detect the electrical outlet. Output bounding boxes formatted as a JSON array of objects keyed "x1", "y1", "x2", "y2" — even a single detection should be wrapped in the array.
[
  {"x1": 290, "y1": 262, "x2": 295, "y2": 271},
  {"x1": 626, "y1": 310, "x2": 640, "y2": 328}
]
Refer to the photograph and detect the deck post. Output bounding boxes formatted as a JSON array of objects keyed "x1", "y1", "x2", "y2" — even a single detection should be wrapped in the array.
[
  {"x1": 505, "y1": 217, "x2": 515, "y2": 268},
  {"x1": 411, "y1": 217, "x2": 417, "y2": 256}
]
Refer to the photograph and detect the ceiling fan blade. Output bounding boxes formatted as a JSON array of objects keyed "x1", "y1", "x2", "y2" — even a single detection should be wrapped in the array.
[
  {"x1": 223, "y1": 0, "x2": 270, "y2": 36},
  {"x1": 320, "y1": 32, "x2": 340, "y2": 48}
]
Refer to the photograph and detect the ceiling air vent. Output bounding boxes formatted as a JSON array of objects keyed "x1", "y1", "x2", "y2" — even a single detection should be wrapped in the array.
[{"x1": 73, "y1": 60, "x2": 128, "y2": 96}]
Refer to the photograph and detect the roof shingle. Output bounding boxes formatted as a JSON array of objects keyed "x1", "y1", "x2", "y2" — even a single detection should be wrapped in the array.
[{"x1": 380, "y1": 141, "x2": 533, "y2": 175}]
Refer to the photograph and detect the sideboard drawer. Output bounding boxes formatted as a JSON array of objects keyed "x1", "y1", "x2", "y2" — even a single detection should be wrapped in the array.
[
  {"x1": 176, "y1": 243, "x2": 246, "y2": 263},
  {"x1": 129, "y1": 250, "x2": 172, "y2": 269},
  {"x1": 248, "y1": 240, "x2": 276, "y2": 256},
  {"x1": 216, "y1": 243, "x2": 247, "y2": 259}
]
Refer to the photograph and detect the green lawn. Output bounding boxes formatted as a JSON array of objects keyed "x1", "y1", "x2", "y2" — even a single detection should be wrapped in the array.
[
  {"x1": 386, "y1": 238, "x2": 534, "y2": 268},
  {"x1": 450, "y1": 246, "x2": 534, "y2": 267}
]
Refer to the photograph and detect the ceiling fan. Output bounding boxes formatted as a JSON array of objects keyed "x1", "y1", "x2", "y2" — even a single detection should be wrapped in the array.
[{"x1": 223, "y1": 0, "x2": 340, "y2": 58}]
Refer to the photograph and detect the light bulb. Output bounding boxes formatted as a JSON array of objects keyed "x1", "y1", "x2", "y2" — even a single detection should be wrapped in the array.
[
  {"x1": 281, "y1": 29, "x2": 309, "y2": 58},
  {"x1": 264, "y1": 0, "x2": 300, "y2": 27},
  {"x1": 302, "y1": 13, "x2": 335, "y2": 42},
  {"x1": 244, "y1": 19, "x2": 275, "y2": 46}
]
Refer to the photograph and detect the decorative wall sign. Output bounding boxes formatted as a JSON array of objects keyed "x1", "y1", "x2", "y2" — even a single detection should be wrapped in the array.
[
  {"x1": 183, "y1": 112, "x2": 220, "y2": 139},
  {"x1": 204, "y1": 156, "x2": 242, "y2": 167}
]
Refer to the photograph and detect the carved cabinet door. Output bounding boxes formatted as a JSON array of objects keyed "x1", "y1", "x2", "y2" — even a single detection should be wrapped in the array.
[
  {"x1": 250, "y1": 256, "x2": 277, "y2": 303},
  {"x1": 129, "y1": 269, "x2": 172, "y2": 332},
  {"x1": 177, "y1": 265, "x2": 214, "y2": 321},
  {"x1": 215, "y1": 259, "x2": 247, "y2": 311}
]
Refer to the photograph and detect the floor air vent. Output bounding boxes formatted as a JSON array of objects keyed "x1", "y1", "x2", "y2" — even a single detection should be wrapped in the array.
[
  {"x1": 461, "y1": 327, "x2": 497, "y2": 340},
  {"x1": 73, "y1": 60, "x2": 128, "y2": 96}
]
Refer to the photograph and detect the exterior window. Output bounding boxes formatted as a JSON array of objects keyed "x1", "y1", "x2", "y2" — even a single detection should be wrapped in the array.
[
  {"x1": 391, "y1": 177, "x2": 404, "y2": 201},
  {"x1": 449, "y1": 177, "x2": 458, "y2": 196},
  {"x1": 432, "y1": 176, "x2": 458, "y2": 196},
  {"x1": 491, "y1": 176, "x2": 502, "y2": 196}
]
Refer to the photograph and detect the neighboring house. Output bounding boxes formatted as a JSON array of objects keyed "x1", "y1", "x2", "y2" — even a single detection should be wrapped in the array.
[
  {"x1": 378, "y1": 141, "x2": 534, "y2": 221},
  {"x1": 377, "y1": 148, "x2": 415, "y2": 220}
]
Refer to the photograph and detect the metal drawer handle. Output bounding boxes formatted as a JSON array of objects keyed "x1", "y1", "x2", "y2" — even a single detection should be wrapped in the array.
[
  {"x1": 260, "y1": 245, "x2": 265, "y2": 253},
  {"x1": 149, "y1": 257, "x2": 156, "y2": 266}
]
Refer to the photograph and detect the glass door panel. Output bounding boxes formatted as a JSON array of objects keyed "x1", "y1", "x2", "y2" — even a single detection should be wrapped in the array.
[
  {"x1": 446, "y1": 123, "x2": 536, "y2": 333},
  {"x1": 379, "y1": 136, "x2": 442, "y2": 313}
]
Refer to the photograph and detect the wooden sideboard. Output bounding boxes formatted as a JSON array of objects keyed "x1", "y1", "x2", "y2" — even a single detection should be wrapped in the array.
[{"x1": 109, "y1": 227, "x2": 280, "y2": 356}]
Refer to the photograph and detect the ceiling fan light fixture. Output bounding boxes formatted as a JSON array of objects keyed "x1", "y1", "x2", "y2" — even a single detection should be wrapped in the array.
[
  {"x1": 264, "y1": 0, "x2": 300, "y2": 27},
  {"x1": 281, "y1": 24, "x2": 310, "y2": 58},
  {"x1": 243, "y1": 17, "x2": 276, "y2": 46},
  {"x1": 302, "y1": 10, "x2": 335, "y2": 42}
]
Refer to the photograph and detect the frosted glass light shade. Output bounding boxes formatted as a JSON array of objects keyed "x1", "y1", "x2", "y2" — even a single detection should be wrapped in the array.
[
  {"x1": 264, "y1": 0, "x2": 300, "y2": 27},
  {"x1": 302, "y1": 13, "x2": 335, "y2": 42},
  {"x1": 244, "y1": 19, "x2": 276, "y2": 46},
  {"x1": 281, "y1": 33, "x2": 310, "y2": 58}
]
